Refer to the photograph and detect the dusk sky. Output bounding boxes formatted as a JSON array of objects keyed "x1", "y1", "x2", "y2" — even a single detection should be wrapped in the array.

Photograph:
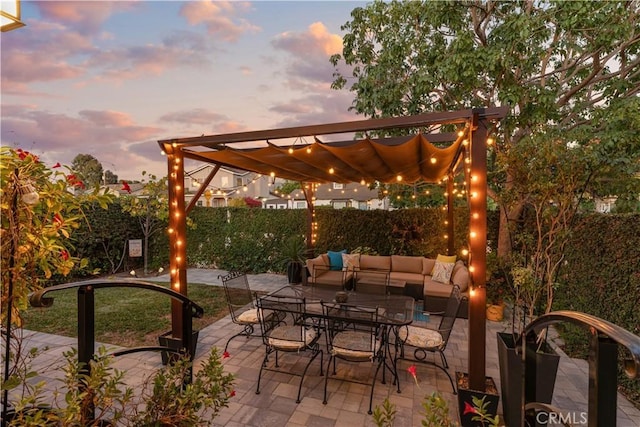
[{"x1": 1, "y1": 1, "x2": 363, "y2": 181}]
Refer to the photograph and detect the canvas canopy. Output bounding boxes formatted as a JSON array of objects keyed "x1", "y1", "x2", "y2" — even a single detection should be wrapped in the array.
[{"x1": 181, "y1": 134, "x2": 463, "y2": 184}]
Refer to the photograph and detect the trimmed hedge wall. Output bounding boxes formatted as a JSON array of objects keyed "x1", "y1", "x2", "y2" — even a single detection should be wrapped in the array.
[{"x1": 555, "y1": 213, "x2": 640, "y2": 405}]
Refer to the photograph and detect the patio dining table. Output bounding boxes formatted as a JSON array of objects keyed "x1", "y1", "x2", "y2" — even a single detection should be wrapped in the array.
[{"x1": 265, "y1": 285, "x2": 415, "y2": 389}]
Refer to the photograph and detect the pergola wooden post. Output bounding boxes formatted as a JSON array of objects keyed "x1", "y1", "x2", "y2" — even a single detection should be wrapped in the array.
[
  {"x1": 468, "y1": 110, "x2": 489, "y2": 390},
  {"x1": 163, "y1": 143, "x2": 188, "y2": 337},
  {"x1": 159, "y1": 107, "x2": 506, "y2": 390}
]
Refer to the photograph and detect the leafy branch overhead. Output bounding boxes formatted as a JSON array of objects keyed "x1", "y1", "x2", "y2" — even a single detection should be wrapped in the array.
[{"x1": 331, "y1": 0, "x2": 640, "y2": 257}]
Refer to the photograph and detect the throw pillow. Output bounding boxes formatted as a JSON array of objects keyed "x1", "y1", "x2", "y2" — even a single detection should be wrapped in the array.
[
  {"x1": 432, "y1": 260, "x2": 455, "y2": 284},
  {"x1": 432, "y1": 254, "x2": 457, "y2": 274},
  {"x1": 342, "y1": 253, "x2": 360, "y2": 271},
  {"x1": 327, "y1": 250, "x2": 347, "y2": 271}
]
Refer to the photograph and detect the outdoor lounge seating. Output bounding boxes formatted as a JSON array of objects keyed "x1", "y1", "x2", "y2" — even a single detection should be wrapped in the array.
[
  {"x1": 395, "y1": 285, "x2": 463, "y2": 393},
  {"x1": 255, "y1": 293, "x2": 324, "y2": 403},
  {"x1": 321, "y1": 302, "x2": 385, "y2": 415},
  {"x1": 306, "y1": 253, "x2": 470, "y2": 317}
]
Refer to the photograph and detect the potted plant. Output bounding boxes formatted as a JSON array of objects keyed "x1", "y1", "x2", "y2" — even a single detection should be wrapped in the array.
[
  {"x1": 496, "y1": 263, "x2": 559, "y2": 427},
  {"x1": 485, "y1": 249, "x2": 508, "y2": 322},
  {"x1": 281, "y1": 234, "x2": 306, "y2": 284}
]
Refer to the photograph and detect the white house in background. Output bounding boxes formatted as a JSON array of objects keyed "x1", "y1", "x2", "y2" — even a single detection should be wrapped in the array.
[
  {"x1": 267, "y1": 182, "x2": 389, "y2": 210},
  {"x1": 184, "y1": 164, "x2": 274, "y2": 207}
]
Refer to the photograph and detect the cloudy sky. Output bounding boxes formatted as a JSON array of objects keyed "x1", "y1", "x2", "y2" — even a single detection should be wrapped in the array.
[{"x1": 1, "y1": 1, "x2": 363, "y2": 181}]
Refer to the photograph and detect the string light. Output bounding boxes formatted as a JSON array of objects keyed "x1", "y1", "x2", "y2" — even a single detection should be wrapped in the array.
[{"x1": 329, "y1": 167, "x2": 335, "y2": 174}]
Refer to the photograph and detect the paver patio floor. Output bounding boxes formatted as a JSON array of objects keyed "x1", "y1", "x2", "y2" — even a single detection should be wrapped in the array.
[{"x1": 5, "y1": 269, "x2": 640, "y2": 426}]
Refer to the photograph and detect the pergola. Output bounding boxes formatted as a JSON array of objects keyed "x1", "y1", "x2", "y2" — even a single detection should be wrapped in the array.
[{"x1": 157, "y1": 106, "x2": 508, "y2": 391}]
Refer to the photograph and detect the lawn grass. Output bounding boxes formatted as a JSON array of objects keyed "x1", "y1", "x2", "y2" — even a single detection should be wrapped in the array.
[{"x1": 21, "y1": 283, "x2": 232, "y2": 348}]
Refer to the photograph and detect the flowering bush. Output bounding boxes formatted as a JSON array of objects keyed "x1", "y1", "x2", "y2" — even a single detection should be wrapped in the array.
[{"x1": 1, "y1": 147, "x2": 113, "y2": 325}]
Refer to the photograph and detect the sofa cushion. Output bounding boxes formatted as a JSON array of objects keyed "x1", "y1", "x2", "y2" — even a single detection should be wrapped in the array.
[
  {"x1": 422, "y1": 258, "x2": 436, "y2": 275},
  {"x1": 432, "y1": 261, "x2": 455, "y2": 283},
  {"x1": 432, "y1": 254, "x2": 457, "y2": 274},
  {"x1": 423, "y1": 278, "x2": 455, "y2": 298},
  {"x1": 342, "y1": 253, "x2": 360, "y2": 271},
  {"x1": 327, "y1": 250, "x2": 347, "y2": 271},
  {"x1": 310, "y1": 270, "x2": 353, "y2": 287},
  {"x1": 360, "y1": 255, "x2": 391, "y2": 271},
  {"x1": 451, "y1": 263, "x2": 469, "y2": 292},
  {"x1": 306, "y1": 255, "x2": 328, "y2": 278},
  {"x1": 391, "y1": 255, "x2": 424, "y2": 274},
  {"x1": 390, "y1": 271, "x2": 424, "y2": 285}
]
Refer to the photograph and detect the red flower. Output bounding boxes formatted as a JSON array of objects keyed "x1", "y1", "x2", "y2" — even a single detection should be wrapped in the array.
[
  {"x1": 407, "y1": 365, "x2": 417, "y2": 379},
  {"x1": 60, "y1": 250, "x2": 69, "y2": 261},
  {"x1": 53, "y1": 213, "x2": 64, "y2": 228},
  {"x1": 223, "y1": 351, "x2": 230, "y2": 359},
  {"x1": 66, "y1": 174, "x2": 85, "y2": 189},
  {"x1": 463, "y1": 401, "x2": 477, "y2": 415},
  {"x1": 17, "y1": 149, "x2": 27, "y2": 160},
  {"x1": 52, "y1": 162, "x2": 61, "y2": 168},
  {"x1": 121, "y1": 180, "x2": 131, "y2": 193},
  {"x1": 230, "y1": 390, "x2": 236, "y2": 397}
]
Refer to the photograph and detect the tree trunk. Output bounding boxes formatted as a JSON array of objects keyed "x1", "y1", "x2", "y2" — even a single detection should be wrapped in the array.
[{"x1": 497, "y1": 201, "x2": 524, "y2": 258}]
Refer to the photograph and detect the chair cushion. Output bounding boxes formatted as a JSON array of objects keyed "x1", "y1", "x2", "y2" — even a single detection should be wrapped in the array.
[
  {"x1": 268, "y1": 326, "x2": 318, "y2": 350},
  {"x1": 398, "y1": 325, "x2": 443, "y2": 349},
  {"x1": 237, "y1": 308, "x2": 259, "y2": 324},
  {"x1": 423, "y1": 278, "x2": 455, "y2": 298},
  {"x1": 331, "y1": 330, "x2": 380, "y2": 360}
]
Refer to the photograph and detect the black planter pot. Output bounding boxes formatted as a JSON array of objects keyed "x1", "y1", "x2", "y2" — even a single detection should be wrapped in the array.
[
  {"x1": 286, "y1": 261, "x2": 303, "y2": 284},
  {"x1": 158, "y1": 330, "x2": 199, "y2": 365},
  {"x1": 497, "y1": 332, "x2": 560, "y2": 427},
  {"x1": 456, "y1": 372, "x2": 500, "y2": 427}
]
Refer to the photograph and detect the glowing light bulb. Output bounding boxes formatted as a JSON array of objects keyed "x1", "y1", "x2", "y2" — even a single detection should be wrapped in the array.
[
  {"x1": 396, "y1": 175, "x2": 402, "y2": 182},
  {"x1": 430, "y1": 158, "x2": 437, "y2": 164},
  {"x1": 288, "y1": 147, "x2": 294, "y2": 154},
  {"x1": 329, "y1": 167, "x2": 334, "y2": 174},
  {"x1": 306, "y1": 147, "x2": 312, "y2": 154},
  {"x1": 470, "y1": 231, "x2": 477, "y2": 238},
  {"x1": 461, "y1": 249, "x2": 469, "y2": 256},
  {"x1": 458, "y1": 130, "x2": 464, "y2": 137},
  {"x1": 487, "y1": 137, "x2": 494, "y2": 145}
]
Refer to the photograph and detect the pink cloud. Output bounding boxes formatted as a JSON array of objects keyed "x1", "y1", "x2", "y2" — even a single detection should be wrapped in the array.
[
  {"x1": 36, "y1": 1, "x2": 139, "y2": 35},
  {"x1": 180, "y1": 1, "x2": 260, "y2": 42},
  {"x1": 271, "y1": 92, "x2": 358, "y2": 129},
  {"x1": 271, "y1": 22, "x2": 344, "y2": 87},
  {"x1": 160, "y1": 109, "x2": 229, "y2": 126},
  {"x1": 79, "y1": 110, "x2": 134, "y2": 127}
]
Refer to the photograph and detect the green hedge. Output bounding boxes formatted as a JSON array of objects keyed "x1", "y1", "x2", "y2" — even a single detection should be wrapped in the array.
[{"x1": 554, "y1": 213, "x2": 640, "y2": 405}]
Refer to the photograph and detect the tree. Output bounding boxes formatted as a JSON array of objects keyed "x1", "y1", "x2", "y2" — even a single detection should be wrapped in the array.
[
  {"x1": 103, "y1": 169, "x2": 118, "y2": 184},
  {"x1": 330, "y1": 0, "x2": 640, "y2": 258},
  {"x1": 120, "y1": 172, "x2": 168, "y2": 274},
  {"x1": 276, "y1": 180, "x2": 301, "y2": 195},
  {"x1": 71, "y1": 154, "x2": 104, "y2": 188}
]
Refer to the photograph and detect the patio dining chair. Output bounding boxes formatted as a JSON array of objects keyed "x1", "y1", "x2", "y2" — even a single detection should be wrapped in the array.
[
  {"x1": 255, "y1": 293, "x2": 324, "y2": 403},
  {"x1": 219, "y1": 271, "x2": 264, "y2": 353},
  {"x1": 395, "y1": 285, "x2": 463, "y2": 393},
  {"x1": 321, "y1": 302, "x2": 385, "y2": 415}
]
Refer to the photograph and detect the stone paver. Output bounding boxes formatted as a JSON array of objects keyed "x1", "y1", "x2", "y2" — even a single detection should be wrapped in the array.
[{"x1": 3, "y1": 268, "x2": 639, "y2": 426}]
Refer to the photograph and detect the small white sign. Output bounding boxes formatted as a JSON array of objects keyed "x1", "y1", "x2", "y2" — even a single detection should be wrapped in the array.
[{"x1": 129, "y1": 239, "x2": 142, "y2": 257}]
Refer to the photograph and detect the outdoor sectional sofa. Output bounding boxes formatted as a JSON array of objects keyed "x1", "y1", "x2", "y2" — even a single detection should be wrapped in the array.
[{"x1": 305, "y1": 253, "x2": 469, "y2": 318}]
